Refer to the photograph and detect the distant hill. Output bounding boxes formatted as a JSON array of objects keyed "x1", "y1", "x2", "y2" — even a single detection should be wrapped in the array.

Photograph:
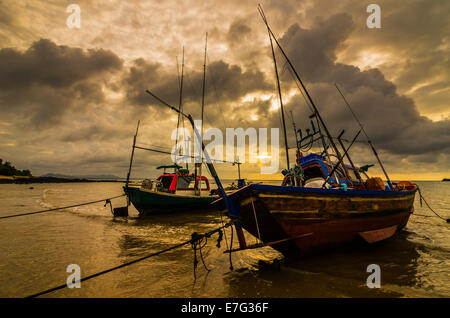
[{"x1": 40, "y1": 173, "x2": 122, "y2": 180}]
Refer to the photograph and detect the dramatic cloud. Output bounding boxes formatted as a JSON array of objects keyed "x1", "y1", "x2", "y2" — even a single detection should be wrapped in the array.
[
  {"x1": 0, "y1": 39, "x2": 123, "y2": 127},
  {"x1": 123, "y1": 58, "x2": 271, "y2": 108},
  {"x1": 275, "y1": 13, "x2": 450, "y2": 161}
]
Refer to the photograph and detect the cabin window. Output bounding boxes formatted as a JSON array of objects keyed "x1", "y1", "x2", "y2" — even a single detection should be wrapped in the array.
[
  {"x1": 176, "y1": 176, "x2": 209, "y2": 191},
  {"x1": 198, "y1": 179, "x2": 210, "y2": 191},
  {"x1": 159, "y1": 176, "x2": 173, "y2": 189},
  {"x1": 176, "y1": 176, "x2": 194, "y2": 190}
]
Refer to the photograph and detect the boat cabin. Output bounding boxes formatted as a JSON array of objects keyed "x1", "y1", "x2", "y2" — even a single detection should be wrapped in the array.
[
  {"x1": 282, "y1": 153, "x2": 369, "y2": 189},
  {"x1": 154, "y1": 173, "x2": 211, "y2": 194}
]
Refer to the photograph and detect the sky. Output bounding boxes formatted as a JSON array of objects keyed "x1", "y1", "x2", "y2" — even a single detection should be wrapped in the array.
[{"x1": 0, "y1": 0, "x2": 449, "y2": 180}]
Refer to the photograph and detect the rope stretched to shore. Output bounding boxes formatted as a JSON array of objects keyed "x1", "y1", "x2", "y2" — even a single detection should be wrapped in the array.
[
  {"x1": 0, "y1": 194, "x2": 126, "y2": 220},
  {"x1": 414, "y1": 186, "x2": 449, "y2": 223},
  {"x1": 26, "y1": 221, "x2": 234, "y2": 298}
]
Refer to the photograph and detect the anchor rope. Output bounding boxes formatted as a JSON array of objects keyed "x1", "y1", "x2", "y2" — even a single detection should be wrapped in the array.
[
  {"x1": 415, "y1": 186, "x2": 449, "y2": 223},
  {"x1": 191, "y1": 232, "x2": 211, "y2": 281},
  {"x1": 26, "y1": 221, "x2": 235, "y2": 298},
  {"x1": 0, "y1": 194, "x2": 126, "y2": 220},
  {"x1": 228, "y1": 224, "x2": 234, "y2": 271}
]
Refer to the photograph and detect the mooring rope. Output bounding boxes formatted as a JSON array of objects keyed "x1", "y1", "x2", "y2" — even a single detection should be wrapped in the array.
[
  {"x1": 191, "y1": 232, "x2": 211, "y2": 281},
  {"x1": 0, "y1": 194, "x2": 127, "y2": 220},
  {"x1": 26, "y1": 221, "x2": 234, "y2": 298},
  {"x1": 415, "y1": 186, "x2": 449, "y2": 223},
  {"x1": 228, "y1": 224, "x2": 234, "y2": 271}
]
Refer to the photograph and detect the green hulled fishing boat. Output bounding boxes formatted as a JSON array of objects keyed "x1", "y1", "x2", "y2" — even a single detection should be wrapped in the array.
[{"x1": 124, "y1": 164, "x2": 219, "y2": 215}]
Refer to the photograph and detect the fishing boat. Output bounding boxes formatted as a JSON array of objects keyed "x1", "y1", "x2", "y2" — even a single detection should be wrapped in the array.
[
  {"x1": 210, "y1": 6, "x2": 418, "y2": 257},
  {"x1": 122, "y1": 36, "x2": 244, "y2": 216},
  {"x1": 125, "y1": 164, "x2": 219, "y2": 215},
  {"x1": 213, "y1": 154, "x2": 417, "y2": 256}
]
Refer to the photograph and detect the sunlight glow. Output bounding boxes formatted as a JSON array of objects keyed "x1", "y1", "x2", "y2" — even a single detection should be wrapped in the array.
[{"x1": 354, "y1": 51, "x2": 391, "y2": 70}]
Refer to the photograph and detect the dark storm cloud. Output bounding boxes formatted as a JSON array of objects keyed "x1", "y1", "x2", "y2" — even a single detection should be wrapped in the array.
[
  {"x1": 60, "y1": 123, "x2": 131, "y2": 142},
  {"x1": 276, "y1": 13, "x2": 450, "y2": 157},
  {"x1": 295, "y1": 0, "x2": 450, "y2": 117},
  {"x1": 0, "y1": 39, "x2": 123, "y2": 127},
  {"x1": 278, "y1": 13, "x2": 355, "y2": 82},
  {"x1": 226, "y1": 19, "x2": 252, "y2": 47},
  {"x1": 122, "y1": 57, "x2": 272, "y2": 109}
]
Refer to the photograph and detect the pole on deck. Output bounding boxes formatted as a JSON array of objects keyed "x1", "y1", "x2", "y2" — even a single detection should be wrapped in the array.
[
  {"x1": 125, "y1": 120, "x2": 140, "y2": 205},
  {"x1": 334, "y1": 83, "x2": 394, "y2": 190}
]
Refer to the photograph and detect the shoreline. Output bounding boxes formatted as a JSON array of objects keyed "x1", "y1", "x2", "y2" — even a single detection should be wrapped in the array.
[{"x1": 0, "y1": 176, "x2": 127, "y2": 184}]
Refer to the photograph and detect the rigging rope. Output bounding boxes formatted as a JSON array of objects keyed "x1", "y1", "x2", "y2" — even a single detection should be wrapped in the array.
[
  {"x1": 250, "y1": 198, "x2": 262, "y2": 244},
  {"x1": 0, "y1": 194, "x2": 126, "y2": 220},
  {"x1": 26, "y1": 221, "x2": 235, "y2": 298}
]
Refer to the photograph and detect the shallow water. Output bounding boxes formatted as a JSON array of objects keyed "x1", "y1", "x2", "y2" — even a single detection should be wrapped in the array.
[{"x1": 0, "y1": 181, "x2": 448, "y2": 297}]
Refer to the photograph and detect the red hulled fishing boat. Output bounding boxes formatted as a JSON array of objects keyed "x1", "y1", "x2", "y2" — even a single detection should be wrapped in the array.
[{"x1": 211, "y1": 6, "x2": 418, "y2": 257}]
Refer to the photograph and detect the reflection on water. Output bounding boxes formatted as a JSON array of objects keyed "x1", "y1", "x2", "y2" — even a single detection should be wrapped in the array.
[{"x1": 0, "y1": 181, "x2": 448, "y2": 297}]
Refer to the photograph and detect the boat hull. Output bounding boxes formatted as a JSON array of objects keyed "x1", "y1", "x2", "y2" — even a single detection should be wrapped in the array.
[
  {"x1": 125, "y1": 186, "x2": 218, "y2": 216},
  {"x1": 214, "y1": 184, "x2": 416, "y2": 256}
]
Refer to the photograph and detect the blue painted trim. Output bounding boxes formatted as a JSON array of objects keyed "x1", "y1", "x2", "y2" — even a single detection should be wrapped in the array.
[{"x1": 248, "y1": 183, "x2": 415, "y2": 197}]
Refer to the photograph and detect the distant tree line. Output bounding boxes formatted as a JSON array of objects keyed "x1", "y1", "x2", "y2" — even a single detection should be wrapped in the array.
[{"x1": 0, "y1": 159, "x2": 32, "y2": 176}]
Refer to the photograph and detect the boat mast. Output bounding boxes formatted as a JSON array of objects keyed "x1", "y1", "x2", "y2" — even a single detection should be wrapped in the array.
[
  {"x1": 334, "y1": 83, "x2": 394, "y2": 190},
  {"x1": 196, "y1": 32, "x2": 208, "y2": 196},
  {"x1": 179, "y1": 47, "x2": 188, "y2": 172},
  {"x1": 265, "y1": 22, "x2": 290, "y2": 169},
  {"x1": 289, "y1": 110, "x2": 300, "y2": 153},
  {"x1": 125, "y1": 120, "x2": 140, "y2": 191},
  {"x1": 258, "y1": 5, "x2": 346, "y2": 175},
  {"x1": 201, "y1": 33, "x2": 207, "y2": 151},
  {"x1": 175, "y1": 56, "x2": 181, "y2": 170}
]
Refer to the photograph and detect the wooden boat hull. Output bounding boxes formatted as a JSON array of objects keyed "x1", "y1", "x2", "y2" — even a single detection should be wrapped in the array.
[
  {"x1": 125, "y1": 186, "x2": 218, "y2": 216},
  {"x1": 214, "y1": 184, "x2": 416, "y2": 256}
]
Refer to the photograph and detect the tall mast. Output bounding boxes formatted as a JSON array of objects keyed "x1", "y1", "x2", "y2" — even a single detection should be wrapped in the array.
[
  {"x1": 258, "y1": 5, "x2": 345, "y2": 173},
  {"x1": 289, "y1": 110, "x2": 299, "y2": 153},
  {"x1": 175, "y1": 56, "x2": 181, "y2": 168},
  {"x1": 201, "y1": 33, "x2": 207, "y2": 149},
  {"x1": 334, "y1": 83, "x2": 393, "y2": 190},
  {"x1": 125, "y1": 120, "x2": 140, "y2": 191},
  {"x1": 196, "y1": 33, "x2": 208, "y2": 195},
  {"x1": 265, "y1": 20, "x2": 290, "y2": 169},
  {"x1": 179, "y1": 47, "x2": 188, "y2": 171}
]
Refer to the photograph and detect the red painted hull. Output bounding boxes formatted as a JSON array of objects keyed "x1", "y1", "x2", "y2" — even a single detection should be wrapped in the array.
[
  {"x1": 275, "y1": 211, "x2": 411, "y2": 255},
  {"x1": 214, "y1": 184, "x2": 416, "y2": 256}
]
